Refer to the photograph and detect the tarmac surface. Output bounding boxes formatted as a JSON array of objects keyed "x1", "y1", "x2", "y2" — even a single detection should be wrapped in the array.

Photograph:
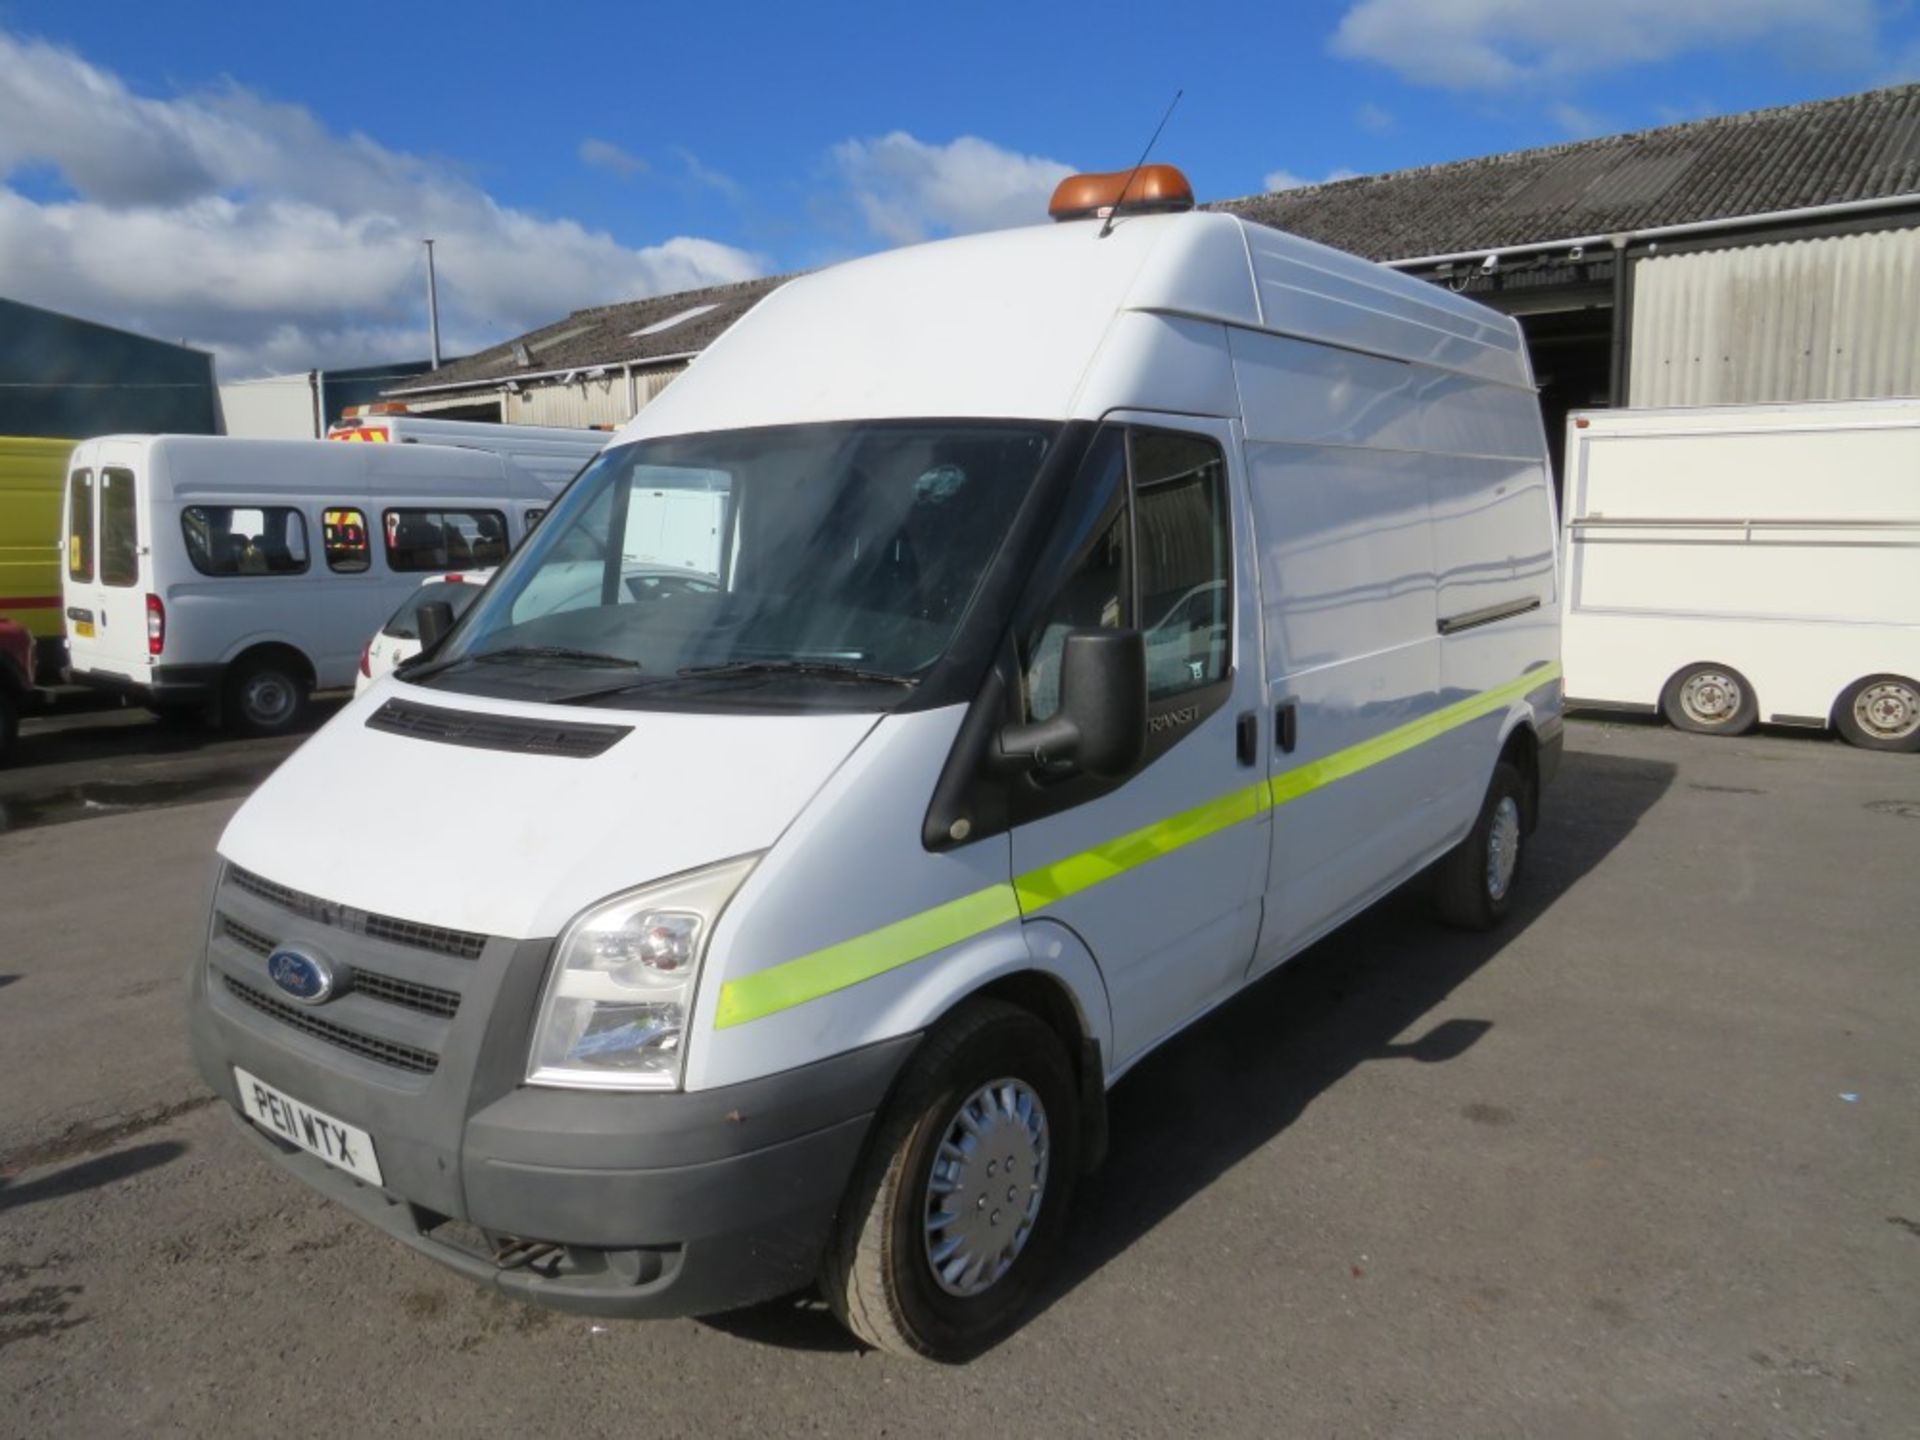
[{"x1": 1, "y1": 711, "x2": 1916, "y2": 1438}]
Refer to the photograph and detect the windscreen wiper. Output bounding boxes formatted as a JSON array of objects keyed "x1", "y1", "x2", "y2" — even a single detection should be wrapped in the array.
[
  {"x1": 677, "y1": 659, "x2": 919, "y2": 686},
  {"x1": 401, "y1": 644, "x2": 639, "y2": 683},
  {"x1": 472, "y1": 645, "x2": 640, "y2": 669}
]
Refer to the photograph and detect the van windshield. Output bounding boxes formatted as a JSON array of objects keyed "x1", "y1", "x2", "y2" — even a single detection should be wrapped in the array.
[{"x1": 409, "y1": 421, "x2": 1056, "y2": 708}]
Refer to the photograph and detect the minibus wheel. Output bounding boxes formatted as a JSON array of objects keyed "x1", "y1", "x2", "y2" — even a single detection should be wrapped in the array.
[
  {"x1": 1433, "y1": 761, "x2": 1528, "y2": 931},
  {"x1": 0, "y1": 689, "x2": 17, "y2": 765},
  {"x1": 225, "y1": 655, "x2": 309, "y2": 736},
  {"x1": 821, "y1": 998, "x2": 1079, "y2": 1360},
  {"x1": 1834, "y1": 674, "x2": 1920, "y2": 753},
  {"x1": 1660, "y1": 662, "x2": 1758, "y2": 737}
]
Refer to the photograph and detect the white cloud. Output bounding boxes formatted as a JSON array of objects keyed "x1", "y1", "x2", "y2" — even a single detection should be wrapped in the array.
[
  {"x1": 1263, "y1": 167, "x2": 1361, "y2": 193},
  {"x1": 672, "y1": 146, "x2": 744, "y2": 202},
  {"x1": 829, "y1": 132, "x2": 1075, "y2": 246},
  {"x1": 1356, "y1": 101, "x2": 1395, "y2": 132},
  {"x1": 1549, "y1": 102, "x2": 1608, "y2": 138},
  {"x1": 578, "y1": 137, "x2": 646, "y2": 178},
  {"x1": 1329, "y1": 0, "x2": 1879, "y2": 89},
  {"x1": 0, "y1": 31, "x2": 762, "y2": 377}
]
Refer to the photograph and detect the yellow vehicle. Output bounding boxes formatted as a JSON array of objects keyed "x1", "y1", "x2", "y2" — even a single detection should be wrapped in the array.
[{"x1": 0, "y1": 436, "x2": 74, "y2": 675}]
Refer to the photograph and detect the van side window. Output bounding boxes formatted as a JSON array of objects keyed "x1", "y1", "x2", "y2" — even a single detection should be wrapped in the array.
[
  {"x1": 1132, "y1": 431, "x2": 1231, "y2": 701},
  {"x1": 1022, "y1": 429, "x2": 1130, "y2": 722},
  {"x1": 181, "y1": 506, "x2": 312, "y2": 576},
  {"x1": 323, "y1": 508, "x2": 371, "y2": 573},
  {"x1": 99, "y1": 467, "x2": 140, "y2": 587},
  {"x1": 384, "y1": 508, "x2": 509, "y2": 572},
  {"x1": 66, "y1": 470, "x2": 94, "y2": 582}
]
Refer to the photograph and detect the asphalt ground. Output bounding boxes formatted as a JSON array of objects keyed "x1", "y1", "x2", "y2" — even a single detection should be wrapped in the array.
[{"x1": 1, "y1": 712, "x2": 1916, "y2": 1438}]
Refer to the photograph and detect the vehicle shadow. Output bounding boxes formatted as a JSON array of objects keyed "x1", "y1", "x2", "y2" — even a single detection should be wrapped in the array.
[
  {"x1": 0, "y1": 1141, "x2": 187, "y2": 1214},
  {"x1": 707, "y1": 746, "x2": 1676, "y2": 1356},
  {"x1": 9, "y1": 695, "x2": 344, "y2": 772}
]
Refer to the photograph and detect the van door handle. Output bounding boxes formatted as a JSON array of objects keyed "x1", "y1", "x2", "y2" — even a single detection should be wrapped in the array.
[
  {"x1": 1235, "y1": 711, "x2": 1258, "y2": 767},
  {"x1": 1275, "y1": 702, "x2": 1298, "y2": 755}
]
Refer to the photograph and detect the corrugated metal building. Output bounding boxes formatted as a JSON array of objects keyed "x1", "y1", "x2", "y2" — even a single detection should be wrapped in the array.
[
  {"x1": 0, "y1": 296, "x2": 219, "y2": 437},
  {"x1": 218, "y1": 360, "x2": 436, "y2": 438},
  {"x1": 1225, "y1": 83, "x2": 1920, "y2": 480},
  {"x1": 380, "y1": 278, "x2": 782, "y2": 427},
  {"x1": 380, "y1": 85, "x2": 1919, "y2": 487}
]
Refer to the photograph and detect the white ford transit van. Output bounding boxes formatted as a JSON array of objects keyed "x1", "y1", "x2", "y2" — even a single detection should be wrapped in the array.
[
  {"x1": 188, "y1": 166, "x2": 1562, "y2": 1358},
  {"x1": 61, "y1": 436, "x2": 576, "y2": 732}
]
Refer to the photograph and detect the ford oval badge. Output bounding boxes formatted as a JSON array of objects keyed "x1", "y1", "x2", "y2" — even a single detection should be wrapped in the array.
[{"x1": 267, "y1": 947, "x2": 336, "y2": 1005}]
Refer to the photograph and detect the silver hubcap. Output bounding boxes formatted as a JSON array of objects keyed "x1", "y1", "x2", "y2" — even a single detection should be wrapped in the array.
[
  {"x1": 1679, "y1": 671, "x2": 1742, "y2": 726},
  {"x1": 1486, "y1": 795, "x2": 1521, "y2": 901},
  {"x1": 243, "y1": 673, "x2": 295, "y2": 726},
  {"x1": 923, "y1": 1078, "x2": 1049, "y2": 1298},
  {"x1": 1854, "y1": 680, "x2": 1920, "y2": 740}
]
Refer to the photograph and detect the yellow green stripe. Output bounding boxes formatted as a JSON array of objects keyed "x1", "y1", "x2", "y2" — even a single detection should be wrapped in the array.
[
  {"x1": 715, "y1": 882, "x2": 1020, "y2": 1029},
  {"x1": 1014, "y1": 780, "x2": 1270, "y2": 911},
  {"x1": 712, "y1": 662, "x2": 1561, "y2": 1027}
]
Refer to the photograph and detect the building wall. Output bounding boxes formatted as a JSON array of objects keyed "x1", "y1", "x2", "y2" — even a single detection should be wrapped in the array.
[
  {"x1": 1629, "y1": 226, "x2": 1920, "y2": 407},
  {"x1": 0, "y1": 297, "x2": 218, "y2": 438}
]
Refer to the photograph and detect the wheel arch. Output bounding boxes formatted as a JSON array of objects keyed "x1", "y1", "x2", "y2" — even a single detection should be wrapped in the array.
[{"x1": 226, "y1": 639, "x2": 316, "y2": 689}]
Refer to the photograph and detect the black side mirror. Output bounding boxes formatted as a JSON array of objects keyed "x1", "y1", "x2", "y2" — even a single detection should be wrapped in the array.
[
  {"x1": 995, "y1": 628, "x2": 1147, "y2": 779},
  {"x1": 416, "y1": 600, "x2": 456, "y2": 650}
]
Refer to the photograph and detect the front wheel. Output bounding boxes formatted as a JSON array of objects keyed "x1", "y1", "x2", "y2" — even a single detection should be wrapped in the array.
[
  {"x1": 1834, "y1": 674, "x2": 1920, "y2": 753},
  {"x1": 821, "y1": 999, "x2": 1079, "y2": 1360},
  {"x1": 1433, "y1": 760, "x2": 1528, "y2": 931},
  {"x1": 0, "y1": 688, "x2": 18, "y2": 766}
]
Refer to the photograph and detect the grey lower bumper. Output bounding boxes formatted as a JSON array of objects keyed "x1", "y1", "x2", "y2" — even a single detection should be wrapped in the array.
[{"x1": 195, "y1": 975, "x2": 916, "y2": 1317}]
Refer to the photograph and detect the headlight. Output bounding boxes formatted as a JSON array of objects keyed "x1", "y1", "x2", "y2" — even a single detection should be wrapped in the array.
[{"x1": 526, "y1": 854, "x2": 759, "y2": 1091}]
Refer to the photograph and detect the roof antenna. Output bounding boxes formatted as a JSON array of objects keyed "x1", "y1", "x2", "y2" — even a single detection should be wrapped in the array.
[{"x1": 1099, "y1": 89, "x2": 1184, "y2": 239}]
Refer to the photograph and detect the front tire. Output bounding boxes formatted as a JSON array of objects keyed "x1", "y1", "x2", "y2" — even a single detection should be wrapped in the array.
[
  {"x1": 223, "y1": 657, "x2": 308, "y2": 736},
  {"x1": 0, "y1": 689, "x2": 18, "y2": 766},
  {"x1": 1433, "y1": 760, "x2": 1528, "y2": 931},
  {"x1": 822, "y1": 999, "x2": 1079, "y2": 1360},
  {"x1": 1661, "y1": 662, "x2": 1758, "y2": 737},
  {"x1": 1834, "y1": 673, "x2": 1920, "y2": 753}
]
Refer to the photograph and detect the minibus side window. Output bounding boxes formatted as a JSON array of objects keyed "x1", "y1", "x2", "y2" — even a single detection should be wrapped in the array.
[
  {"x1": 66, "y1": 469, "x2": 94, "y2": 582},
  {"x1": 99, "y1": 467, "x2": 140, "y2": 587},
  {"x1": 323, "y1": 507, "x2": 371, "y2": 573},
  {"x1": 384, "y1": 508, "x2": 509, "y2": 572},
  {"x1": 1132, "y1": 431, "x2": 1231, "y2": 701},
  {"x1": 180, "y1": 506, "x2": 311, "y2": 576},
  {"x1": 1021, "y1": 431, "x2": 1130, "y2": 723}
]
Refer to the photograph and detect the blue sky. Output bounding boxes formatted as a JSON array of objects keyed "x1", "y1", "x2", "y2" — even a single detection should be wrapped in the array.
[{"x1": 1, "y1": 0, "x2": 1914, "y2": 375}]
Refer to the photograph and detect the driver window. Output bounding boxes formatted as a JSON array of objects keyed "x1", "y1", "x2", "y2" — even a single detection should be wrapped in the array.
[
  {"x1": 1021, "y1": 430, "x2": 1129, "y2": 722},
  {"x1": 1132, "y1": 430, "x2": 1230, "y2": 701}
]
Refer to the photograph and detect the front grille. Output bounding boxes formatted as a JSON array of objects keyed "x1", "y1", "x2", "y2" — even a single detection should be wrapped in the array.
[
  {"x1": 217, "y1": 913, "x2": 460, "y2": 1019},
  {"x1": 228, "y1": 865, "x2": 486, "y2": 961},
  {"x1": 366, "y1": 697, "x2": 631, "y2": 759},
  {"x1": 351, "y1": 971, "x2": 460, "y2": 1020},
  {"x1": 221, "y1": 975, "x2": 440, "y2": 1075}
]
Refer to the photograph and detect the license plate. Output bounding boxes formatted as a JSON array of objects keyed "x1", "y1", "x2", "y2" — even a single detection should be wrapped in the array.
[
  {"x1": 234, "y1": 1066, "x2": 384, "y2": 1186},
  {"x1": 73, "y1": 620, "x2": 94, "y2": 638}
]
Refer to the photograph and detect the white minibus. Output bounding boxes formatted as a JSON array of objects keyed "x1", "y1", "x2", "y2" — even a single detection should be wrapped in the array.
[
  {"x1": 1561, "y1": 400, "x2": 1920, "y2": 751},
  {"x1": 61, "y1": 436, "x2": 574, "y2": 732},
  {"x1": 188, "y1": 165, "x2": 1563, "y2": 1358}
]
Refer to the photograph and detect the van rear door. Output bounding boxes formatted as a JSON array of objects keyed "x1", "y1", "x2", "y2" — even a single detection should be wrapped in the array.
[{"x1": 64, "y1": 442, "x2": 150, "y2": 681}]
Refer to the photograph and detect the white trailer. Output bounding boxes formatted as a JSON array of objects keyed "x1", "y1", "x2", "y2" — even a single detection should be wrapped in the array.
[{"x1": 1561, "y1": 400, "x2": 1920, "y2": 751}]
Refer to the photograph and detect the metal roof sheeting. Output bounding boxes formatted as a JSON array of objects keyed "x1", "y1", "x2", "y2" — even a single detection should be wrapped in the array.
[
  {"x1": 1629, "y1": 228, "x2": 1920, "y2": 407},
  {"x1": 1219, "y1": 84, "x2": 1920, "y2": 263}
]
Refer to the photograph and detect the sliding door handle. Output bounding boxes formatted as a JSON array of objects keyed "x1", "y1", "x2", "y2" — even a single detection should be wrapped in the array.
[
  {"x1": 1235, "y1": 710, "x2": 1258, "y2": 767},
  {"x1": 1275, "y1": 702, "x2": 1298, "y2": 755}
]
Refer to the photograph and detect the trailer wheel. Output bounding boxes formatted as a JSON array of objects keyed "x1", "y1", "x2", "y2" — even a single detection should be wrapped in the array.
[
  {"x1": 1833, "y1": 674, "x2": 1920, "y2": 753},
  {"x1": 1661, "y1": 663, "x2": 1758, "y2": 737},
  {"x1": 821, "y1": 998, "x2": 1079, "y2": 1361},
  {"x1": 1433, "y1": 761, "x2": 1528, "y2": 931},
  {"x1": 224, "y1": 654, "x2": 309, "y2": 736}
]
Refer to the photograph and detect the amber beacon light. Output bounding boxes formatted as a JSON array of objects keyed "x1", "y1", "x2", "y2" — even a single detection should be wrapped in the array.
[{"x1": 1048, "y1": 164, "x2": 1196, "y2": 222}]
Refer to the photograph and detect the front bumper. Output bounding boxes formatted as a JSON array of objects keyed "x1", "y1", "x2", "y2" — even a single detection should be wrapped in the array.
[{"x1": 187, "y1": 866, "x2": 916, "y2": 1317}]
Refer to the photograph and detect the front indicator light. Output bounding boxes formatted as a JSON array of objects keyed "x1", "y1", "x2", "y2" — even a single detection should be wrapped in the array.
[{"x1": 526, "y1": 855, "x2": 759, "y2": 1091}]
